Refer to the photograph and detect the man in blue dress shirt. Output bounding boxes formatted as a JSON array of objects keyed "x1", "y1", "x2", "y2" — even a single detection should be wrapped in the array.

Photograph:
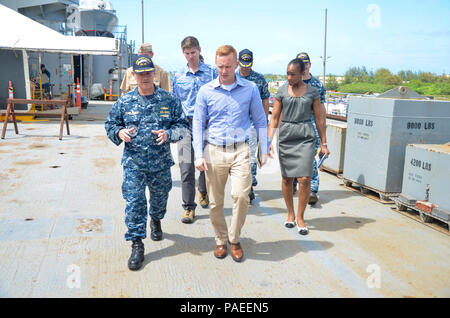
[
  {"x1": 172, "y1": 36, "x2": 218, "y2": 224},
  {"x1": 193, "y1": 45, "x2": 269, "y2": 262}
]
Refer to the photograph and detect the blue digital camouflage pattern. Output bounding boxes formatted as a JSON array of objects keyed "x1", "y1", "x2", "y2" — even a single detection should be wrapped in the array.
[
  {"x1": 105, "y1": 86, "x2": 189, "y2": 171},
  {"x1": 305, "y1": 75, "x2": 326, "y2": 193},
  {"x1": 305, "y1": 75, "x2": 326, "y2": 142},
  {"x1": 304, "y1": 75, "x2": 326, "y2": 104},
  {"x1": 310, "y1": 137, "x2": 320, "y2": 193},
  {"x1": 172, "y1": 62, "x2": 218, "y2": 118},
  {"x1": 238, "y1": 69, "x2": 270, "y2": 186},
  {"x1": 248, "y1": 128, "x2": 258, "y2": 186},
  {"x1": 237, "y1": 69, "x2": 270, "y2": 101},
  {"x1": 105, "y1": 86, "x2": 189, "y2": 241},
  {"x1": 122, "y1": 166, "x2": 172, "y2": 240}
]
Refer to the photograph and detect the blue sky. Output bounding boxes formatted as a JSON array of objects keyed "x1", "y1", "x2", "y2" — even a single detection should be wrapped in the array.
[{"x1": 109, "y1": 0, "x2": 450, "y2": 76}]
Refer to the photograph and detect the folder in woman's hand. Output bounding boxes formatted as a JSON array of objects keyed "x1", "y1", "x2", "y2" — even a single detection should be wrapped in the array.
[
  {"x1": 256, "y1": 141, "x2": 262, "y2": 168},
  {"x1": 317, "y1": 153, "x2": 326, "y2": 168}
]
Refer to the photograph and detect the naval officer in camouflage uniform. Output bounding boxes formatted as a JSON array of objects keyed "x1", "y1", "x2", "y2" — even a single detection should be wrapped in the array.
[
  {"x1": 236, "y1": 49, "x2": 270, "y2": 202},
  {"x1": 105, "y1": 55, "x2": 189, "y2": 271}
]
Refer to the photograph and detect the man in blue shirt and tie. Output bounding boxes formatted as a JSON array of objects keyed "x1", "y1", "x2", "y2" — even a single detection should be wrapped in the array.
[
  {"x1": 193, "y1": 45, "x2": 269, "y2": 262},
  {"x1": 172, "y1": 36, "x2": 218, "y2": 224}
]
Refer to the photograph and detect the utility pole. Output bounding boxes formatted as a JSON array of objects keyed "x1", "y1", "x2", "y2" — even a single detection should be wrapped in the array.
[{"x1": 141, "y1": 0, "x2": 144, "y2": 43}]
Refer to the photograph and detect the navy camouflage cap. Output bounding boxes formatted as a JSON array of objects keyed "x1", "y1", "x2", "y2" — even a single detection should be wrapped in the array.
[
  {"x1": 296, "y1": 52, "x2": 310, "y2": 63},
  {"x1": 133, "y1": 55, "x2": 155, "y2": 73},
  {"x1": 239, "y1": 49, "x2": 253, "y2": 68}
]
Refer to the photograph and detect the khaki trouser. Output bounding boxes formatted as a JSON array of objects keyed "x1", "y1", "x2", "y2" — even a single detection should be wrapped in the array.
[{"x1": 204, "y1": 142, "x2": 252, "y2": 246}]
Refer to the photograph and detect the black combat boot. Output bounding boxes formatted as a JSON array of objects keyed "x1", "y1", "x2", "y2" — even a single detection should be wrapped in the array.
[
  {"x1": 308, "y1": 192, "x2": 318, "y2": 205},
  {"x1": 128, "y1": 239, "x2": 145, "y2": 271},
  {"x1": 150, "y1": 219, "x2": 163, "y2": 241},
  {"x1": 249, "y1": 186, "x2": 255, "y2": 202}
]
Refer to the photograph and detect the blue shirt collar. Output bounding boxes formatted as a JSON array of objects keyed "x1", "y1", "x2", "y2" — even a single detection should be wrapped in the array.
[
  {"x1": 184, "y1": 61, "x2": 208, "y2": 75},
  {"x1": 212, "y1": 74, "x2": 245, "y2": 89}
]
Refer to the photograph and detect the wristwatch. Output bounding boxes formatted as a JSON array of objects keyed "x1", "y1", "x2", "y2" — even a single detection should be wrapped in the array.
[{"x1": 321, "y1": 143, "x2": 328, "y2": 146}]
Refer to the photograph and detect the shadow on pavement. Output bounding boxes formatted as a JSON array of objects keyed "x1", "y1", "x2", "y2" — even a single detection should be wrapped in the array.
[
  {"x1": 305, "y1": 216, "x2": 376, "y2": 232},
  {"x1": 255, "y1": 188, "x2": 361, "y2": 206},
  {"x1": 141, "y1": 232, "x2": 335, "y2": 267},
  {"x1": 242, "y1": 237, "x2": 334, "y2": 262}
]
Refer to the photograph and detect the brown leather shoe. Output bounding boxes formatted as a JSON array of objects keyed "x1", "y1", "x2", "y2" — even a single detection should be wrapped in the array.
[
  {"x1": 214, "y1": 245, "x2": 227, "y2": 259},
  {"x1": 229, "y1": 242, "x2": 244, "y2": 262}
]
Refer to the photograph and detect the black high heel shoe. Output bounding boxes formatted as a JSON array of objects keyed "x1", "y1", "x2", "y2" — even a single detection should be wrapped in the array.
[
  {"x1": 284, "y1": 220, "x2": 296, "y2": 229},
  {"x1": 297, "y1": 225, "x2": 309, "y2": 235}
]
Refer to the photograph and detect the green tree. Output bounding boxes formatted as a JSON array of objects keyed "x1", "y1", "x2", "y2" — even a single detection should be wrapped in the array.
[
  {"x1": 418, "y1": 72, "x2": 437, "y2": 83},
  {"x1": 374, "y1": 68, "x2": 393, "y2": 84},
  {"x1": 407, "y1": 70, "x2": 418, "y2": 81},
  {"x1": 264, "y1": 74, "x2": 275, "y2": 82},
  {"x1": 265, "y1": 74, "x2": 286, "y2": 82},
  {"x1": 335, "y1": 66, "x2": 449, "y2": 98},
  {"x1": 398, "y1": 70, "x2": 418, "y2": 82},
  {"x1": 343, "y1": 66, "x2": 370, "y2": 84},
  {"x1": 325, "y1": 75, "x2": 339, "y2": 91},
  {"x1": 367, "y1": 70, "x2": 375, "y2": 83},
  {"x1": 436, "y1": 73, "x2": 450, "y2": 83},
  {"x1": 384, "y1": 75, "x2": 402, "y2": 86},
  {"x1": 337, "y1": 82, "x2": 395, "y2": 94}
]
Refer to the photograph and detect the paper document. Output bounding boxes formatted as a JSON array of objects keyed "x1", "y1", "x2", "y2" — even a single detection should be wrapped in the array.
[{"x1": 317, "y1": 153, "x2": 326, "y2": 168}]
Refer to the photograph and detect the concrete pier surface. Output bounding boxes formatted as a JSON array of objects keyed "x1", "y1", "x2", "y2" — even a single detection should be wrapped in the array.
[{"x1": 0, "y1": 101, "x2": 448, "y2": 298}]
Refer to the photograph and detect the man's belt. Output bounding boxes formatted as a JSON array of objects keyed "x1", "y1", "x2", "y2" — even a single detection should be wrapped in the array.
[{"x1": 208, "y1": 140, "x2": 248, "y2": 149}]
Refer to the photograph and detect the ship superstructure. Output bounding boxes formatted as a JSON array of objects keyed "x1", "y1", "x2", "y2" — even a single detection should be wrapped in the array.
[{"x1": 0, "y1": 0, "x2": 132, "y2": 108}]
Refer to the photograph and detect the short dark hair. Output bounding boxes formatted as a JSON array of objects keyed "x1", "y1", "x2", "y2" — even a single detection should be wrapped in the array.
[
  {"x1": 181, "y1": 36, "x2": 200, "y2": 51},
  {"x1": 288, "y1": 58, "x2": 305, "y2": 73},
  {"x1": 41, "y1": 64, "x2": 45, "y2": 68}
]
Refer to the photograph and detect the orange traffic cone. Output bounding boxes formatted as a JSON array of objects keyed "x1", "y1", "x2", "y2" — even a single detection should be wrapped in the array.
[
  {"x1": 8, "y1": 80, "x2": 14, "y2": 121},
  {"x1": 76, "y1": 77, "x2": 81, "y2": 111},
  {"x1": 109, "y1": 79, "x2": 113, "y2": 101},
  {"x1": 8, "y1": 80, "x2": 14, "y2": 99}
]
